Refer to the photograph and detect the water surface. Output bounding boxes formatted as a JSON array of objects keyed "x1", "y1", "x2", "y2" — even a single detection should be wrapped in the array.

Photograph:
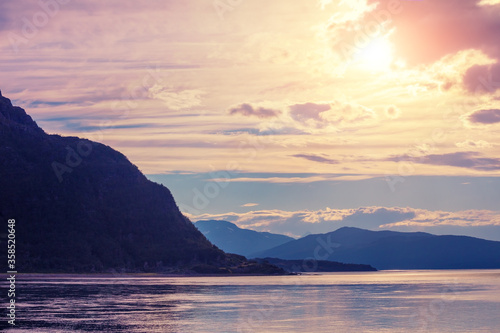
[{"x1": 5, "y1": 270, "x2": 500, "y2": 332}]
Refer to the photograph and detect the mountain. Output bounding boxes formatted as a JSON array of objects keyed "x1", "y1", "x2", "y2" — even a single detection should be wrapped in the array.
[
  {"x1": 0, "y1": 91, "x2": 284, "y2": 274},
  {"x1": 254, "y1": 227, "x2": 500, "y2": 270},
  {"x1": 194, "y1": 220, "x2": 294, "y2": 257}
]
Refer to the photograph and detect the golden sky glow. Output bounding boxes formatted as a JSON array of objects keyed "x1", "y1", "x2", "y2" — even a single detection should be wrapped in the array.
[{"x1": 2, "y1": 0, "x2": 500, "y2": 177}]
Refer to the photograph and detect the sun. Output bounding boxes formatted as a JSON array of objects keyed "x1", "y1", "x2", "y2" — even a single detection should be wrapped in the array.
[{"x1": 353, "y1": 37, "x2": 394, "y2": 72}]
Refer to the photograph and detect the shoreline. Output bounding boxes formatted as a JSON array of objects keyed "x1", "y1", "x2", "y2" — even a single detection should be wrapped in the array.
[
  {"x1": 2, "y1": 268, "x2": 499, "y2": 279},
  {"x1": 0, "y1": 272, "x2": 297, "y2": 279}
]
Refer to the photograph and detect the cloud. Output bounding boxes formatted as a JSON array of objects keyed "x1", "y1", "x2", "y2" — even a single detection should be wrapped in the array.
[
  {"x1": 479, "y1": 0, "x2": 500, "y2": 5},
  {"x1": 462, "y1": 63, "x2": 500, "y2": 94},
  {"x1": 289, "y1": 103, "x2": 331, "y2": 122},
  {"x1": 187, "y1": 206, "x2": 500, "y2": 238},
  {"x1": 229, "y1": 103, "x2": 282, "y2": 119},
  {"x1": 390, "y1": 152, "x2": 500, "y2": 171},
  {"x1": 288, "y1": 101, "x2": 376, "y2": 129},
  {"x1": 241, "y1": 203, "x2": 259, "y2": 207},
  {"x1": 367, "y1": 0, "x2": 500, "y2": 65},
  {"x1": 383, "y1": 0, "x2": 500, "y2": 95},
  {"x1": 0, "y1": 2, "x2": 20, "y2": 32},
  {"x1": 320, "y1": 101, "x2": 376, "y2": 125},
  {"x1": 293, "y1": 154, "x2": 339, "y2": 165},
  {"x1": 465, "y1": 108, "x2": 500, "y2": 124},
  {"x1": 323, "y1": 0, "x2": 500, "y2": 93},
  {"x1": 380, "y1": 209, "x2": 500, "y2": 228},
  {"x1": 210, "y1": 174, "x2": 374, "y2": 183},
  {"x1": 226, "y1": 100, "x2": 376, "y2": 134},
  {"x1": 148, "y1": 84, "x2": 204, "y2": 110},
  {"x1": 456, "y1": 140, "x2": 493, "y2": 149},
  {"x1": 215, "y1": 127, "x2": 307, "y2": 136}
]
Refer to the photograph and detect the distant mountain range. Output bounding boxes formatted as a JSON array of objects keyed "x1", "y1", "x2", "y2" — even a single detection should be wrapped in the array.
[
  {"x1": 254, "y1": 227, "x2": 500, "y2": 270},
  {"x1": 0, "y1": 91, "x2": 284, "y2": 275},
  {"x1": 195, "y1": 220, "x2": 295, "y2": 257}
]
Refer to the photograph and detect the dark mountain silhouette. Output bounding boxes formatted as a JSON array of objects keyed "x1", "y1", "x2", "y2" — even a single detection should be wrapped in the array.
[
  {"x1": 254, "y1": 227, "x2": 500, "y2": 270},
  {"x1": 0, "y1": 91, "x2": 284, "y2": 274},
  {"x1": 194, "y1": 220, "x2": 295, "y2": 257}
]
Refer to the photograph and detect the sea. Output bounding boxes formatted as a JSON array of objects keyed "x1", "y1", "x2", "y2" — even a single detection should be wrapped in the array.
[{"x1": 4, "y1": 270, "x2": 500, "y2": 332}]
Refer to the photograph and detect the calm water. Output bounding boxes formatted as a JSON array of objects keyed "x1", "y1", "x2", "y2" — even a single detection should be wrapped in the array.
[{"x1": 4, "y1": 270, "x2": 500, "y2": 332}]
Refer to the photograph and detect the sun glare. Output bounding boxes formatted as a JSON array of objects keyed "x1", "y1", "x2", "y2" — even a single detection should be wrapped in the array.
[{"x1": 353, "y1": 37, "x2": 394, "y2": 72}]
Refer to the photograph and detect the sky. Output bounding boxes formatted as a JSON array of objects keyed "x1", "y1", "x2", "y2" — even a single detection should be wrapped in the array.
[{"x1": 2, "y1": 0, "x2": 500, "y2": 239}]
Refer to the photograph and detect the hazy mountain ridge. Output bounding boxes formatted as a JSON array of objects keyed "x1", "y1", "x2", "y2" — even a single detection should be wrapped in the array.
[
  {"x1": 195, "y1": 220, "x2": 295, "y2": 257},
  {"x1": 255, "y1": 226, "x2": 500, "y2": 270},
  {"x1": 195, "y1": 221, "x2": 378, "y2": 272},
  {"x1": 0, "y1": 91, "x2": 284, "y2": 274}
]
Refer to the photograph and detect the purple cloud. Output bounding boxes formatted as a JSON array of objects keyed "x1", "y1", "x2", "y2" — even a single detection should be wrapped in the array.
[
  {"x1": 229, "y1": 103, "x2": 281, "y2": 119},
  {"x1": 366, "y1": 0, "x2": 500, "y2": 65},
  {"x1": 462, "y1": 63, "x2": 500, "y2": 94},
  {"x1": 289, "y1": 103, "x2": 331, "y2": 123},
  {"x1": 390, "y1": 152, "x2": 500, "y2": 171},
  {"x1": 350, "y1": 1, "x2": 500, "y2": 95},
  {"x1": 293, "y1": 154, "x2": 338, "y2": 164},
  {"x1": 467, "y1": 109, "x2": 500, "y2": 124}
]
